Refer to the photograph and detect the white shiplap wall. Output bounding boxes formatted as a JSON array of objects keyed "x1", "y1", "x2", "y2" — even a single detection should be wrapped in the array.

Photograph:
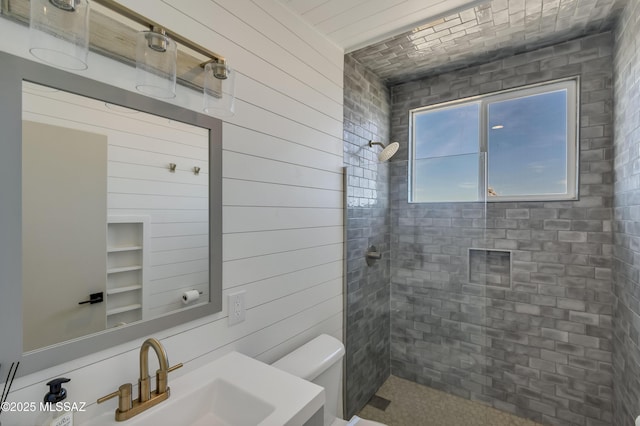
[{"x1": 0, "y1": 0, "x2": 344, "y2": 423}]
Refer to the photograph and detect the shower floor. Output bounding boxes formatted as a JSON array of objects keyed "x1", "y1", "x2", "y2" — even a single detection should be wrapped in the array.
[{"x1": 357, "y1": 375, "x2": 544, "y2": 426}]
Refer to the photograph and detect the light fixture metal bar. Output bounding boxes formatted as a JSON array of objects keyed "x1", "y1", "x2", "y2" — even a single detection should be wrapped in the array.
[{"x1": 92, "y1": 0, "x2": 225, "y2": 64}]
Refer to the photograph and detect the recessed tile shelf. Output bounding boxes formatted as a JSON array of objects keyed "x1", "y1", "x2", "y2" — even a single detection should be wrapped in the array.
[{"x1": 468, "y1": 248, "x2": 512, "y2": 288}]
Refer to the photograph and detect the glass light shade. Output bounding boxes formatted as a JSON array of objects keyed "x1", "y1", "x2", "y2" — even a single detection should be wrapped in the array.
[
  {"x1": 29, "y1": 0, "x2": 90, "y2": 70},
  {"x1": 135, "y1": 29, "x2": 177, "y2": 99},
  {"x1": 203, "y1": 62, "x2": 236, "y2": 117}
]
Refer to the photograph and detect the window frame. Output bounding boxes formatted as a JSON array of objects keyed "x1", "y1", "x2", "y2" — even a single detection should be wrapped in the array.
[{"x1": 408, "y1": 77, "x2": 579, "y2": 203}]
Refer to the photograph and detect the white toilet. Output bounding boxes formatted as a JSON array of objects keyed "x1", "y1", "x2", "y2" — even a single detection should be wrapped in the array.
[{"x1": 272, "y1": 334, "x2": 387, "y2": 426}]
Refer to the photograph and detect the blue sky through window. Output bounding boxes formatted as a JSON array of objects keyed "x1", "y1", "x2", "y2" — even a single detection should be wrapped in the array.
[
  {"x1": 412, "y1": 88, "x2": 569, "y2": 202},
  {"x1": 413, "y1": 154, "x2": 480, "y2": 202},
  {"x1": 488, "y1": 90, "x2": 567, "y2": 196},
  {"x1": 413, "y1": 103, "x2": 480, "y2": 202},
  {"x1": 414, "y1": 103, "x2": 479, "y2": 159}
]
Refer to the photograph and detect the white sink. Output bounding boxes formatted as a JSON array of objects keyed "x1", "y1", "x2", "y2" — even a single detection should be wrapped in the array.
[
  {"x1": 191, "y1": 378, "x2": 274, "y2": 425},
  {"x1": 149, "y1": 378, "x2": 275, "y2": 426},
  {"x1": 83, "y1": 352, "x2": 324, "y2": 426}
]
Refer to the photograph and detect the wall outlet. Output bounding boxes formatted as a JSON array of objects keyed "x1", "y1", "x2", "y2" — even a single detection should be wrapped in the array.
[{"x1": 228, "y1": 291, "x2": 246, "y2": 326}]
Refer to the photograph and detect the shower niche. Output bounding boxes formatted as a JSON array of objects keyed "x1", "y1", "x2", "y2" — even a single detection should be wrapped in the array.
[{"x1": 468, "y1": 248, "x2": 512, "y2": 289}]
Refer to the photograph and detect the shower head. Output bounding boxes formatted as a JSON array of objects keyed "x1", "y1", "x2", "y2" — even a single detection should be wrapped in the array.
[{"x1": 369, "y1": 140, "x2": 399, "y2": 162}]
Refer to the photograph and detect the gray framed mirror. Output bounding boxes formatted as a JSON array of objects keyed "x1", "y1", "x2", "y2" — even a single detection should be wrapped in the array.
[{"x1": 0, "y1": 51, "x2": 222, "y2": 377}]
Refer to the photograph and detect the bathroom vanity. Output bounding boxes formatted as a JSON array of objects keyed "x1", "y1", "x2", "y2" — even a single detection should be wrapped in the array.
[{"x1": 83, "y1": 351, "x2": 324, "y2": 426}]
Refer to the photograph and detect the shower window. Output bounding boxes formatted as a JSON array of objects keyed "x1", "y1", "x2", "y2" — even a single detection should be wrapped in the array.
[{"x1": 409, "y1": 78, "x2": 578, "y2": 203}]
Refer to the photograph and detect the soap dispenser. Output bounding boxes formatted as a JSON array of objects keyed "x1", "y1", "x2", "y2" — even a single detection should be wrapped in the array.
[{"x1": 39, "y1": 378, "x2": 73, "y2": 426}]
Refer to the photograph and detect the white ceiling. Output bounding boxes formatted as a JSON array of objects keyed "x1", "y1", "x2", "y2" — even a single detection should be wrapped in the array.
[{"x1": 277, "y1": 0, "x2": 489, "y2": 52}]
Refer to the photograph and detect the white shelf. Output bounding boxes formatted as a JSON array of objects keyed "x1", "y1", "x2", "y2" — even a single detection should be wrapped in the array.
[
  {"x1": 107, "y1": 304, "x2": 142, "y2": 316},
  {"x1": 107, "y1": 265, "x2": 142, "y2": 274},
  {"x1": 107, "y1": 246, "x2": 142, "y2": 253},
  {"x1": 107, "y1": 218, "x2": 147, "y2": 324},
  {"x1": 106, "y1": 285, "x2": 142, "y2": 295}
]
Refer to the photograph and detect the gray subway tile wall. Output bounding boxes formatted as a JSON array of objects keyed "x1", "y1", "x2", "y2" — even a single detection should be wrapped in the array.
[
  {"x1": 343, "y1": 54, "x2": 392, "y2": 418},
  {"x1": 388, "y1": 32, "x2": 614, "y2": 426},
  {"x1": 612, "y1": 0, "x2": 640, "y2": 424},
  {"x1": 349, "y1": 0, "x2": 624, "y2": 86}
]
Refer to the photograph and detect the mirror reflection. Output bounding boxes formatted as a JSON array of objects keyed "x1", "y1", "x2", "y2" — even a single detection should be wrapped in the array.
[{"x1": 22, "y1": 82, "x2": 210, "y2": 352}]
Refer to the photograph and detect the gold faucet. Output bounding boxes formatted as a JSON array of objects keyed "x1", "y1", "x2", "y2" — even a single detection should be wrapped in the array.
[{"x1": 97, "y1": 338, "x2": 183, "y2": 422}]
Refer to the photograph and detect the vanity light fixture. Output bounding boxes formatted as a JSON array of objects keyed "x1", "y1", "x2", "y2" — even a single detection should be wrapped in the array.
[
  {"x1": 135, "y1": 26, "x2": 177, "y2": 99},
  {"x1": 94, "y1": 0, "x2": 236, "y2": 114},
  {"x1": 29, "y1": 0, "x2": 90, "y2": 70},
  {"x1": 203, "y1": 59, "x2": 236, "y2": 117},
  {"x1": 26, "y1": 0, "x2": 236, "y2": 114}
]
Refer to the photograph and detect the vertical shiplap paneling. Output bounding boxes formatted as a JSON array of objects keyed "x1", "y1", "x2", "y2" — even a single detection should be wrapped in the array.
[{"x1": 2, "y1": 0, "x2": 344, "y2": 423}]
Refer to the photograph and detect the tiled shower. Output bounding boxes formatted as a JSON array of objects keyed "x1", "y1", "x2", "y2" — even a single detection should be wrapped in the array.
[
  {"x1": 344, "y1": 54, "x2": 392, "y2": 415},
  {"x1": 341, "y1": 4, "x2": 640, "y2": 421}
]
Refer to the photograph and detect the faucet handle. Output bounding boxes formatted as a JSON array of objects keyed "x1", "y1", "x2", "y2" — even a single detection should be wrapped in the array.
[
  {"x1": 97, "y1": 383, "x2": 132, "y2": 413},
  {"x1": 168, "y1": 363, "x2": 183, "y2": 373},
  {"x1": 155, "y1": 363, "x2": 183, "y2": 395}
]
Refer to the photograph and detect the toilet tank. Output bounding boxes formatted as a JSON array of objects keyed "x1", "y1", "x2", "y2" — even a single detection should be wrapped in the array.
[{"x1": 272, "y1": 334, "x2": 345, "y2": 425}]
